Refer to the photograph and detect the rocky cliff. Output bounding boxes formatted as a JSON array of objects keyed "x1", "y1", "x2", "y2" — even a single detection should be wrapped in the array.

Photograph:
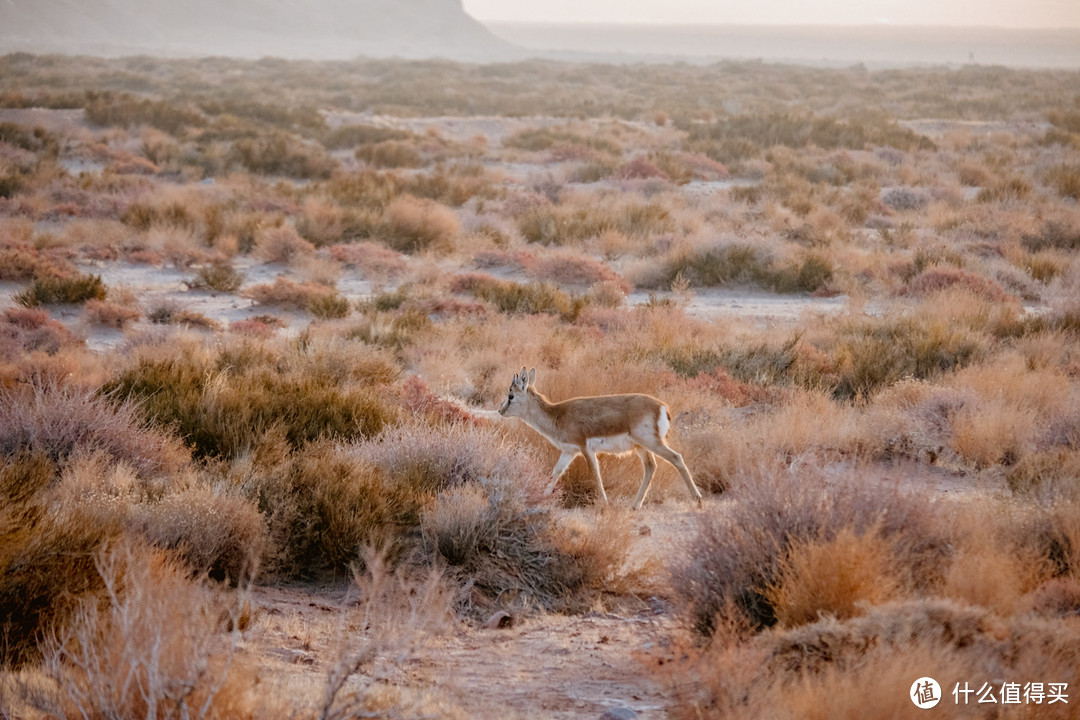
[{"x1": 0, "y1": 0, "x2": 516, "y2": 60}]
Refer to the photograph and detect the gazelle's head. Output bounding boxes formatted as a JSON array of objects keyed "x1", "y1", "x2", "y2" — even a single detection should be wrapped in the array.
[{"x1": 499, "y1": 366, "x2": 535, "y2": 416}]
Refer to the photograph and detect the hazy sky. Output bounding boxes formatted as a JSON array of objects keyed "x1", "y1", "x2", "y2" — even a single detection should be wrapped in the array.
[{"x1": 462, "y1": 0, "x2": 1080, "y2": 28}]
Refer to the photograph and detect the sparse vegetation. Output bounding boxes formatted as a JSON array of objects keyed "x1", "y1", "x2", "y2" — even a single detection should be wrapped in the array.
[{"x1": 2, "y1": 50, "x2": 1079, "y2": 719}]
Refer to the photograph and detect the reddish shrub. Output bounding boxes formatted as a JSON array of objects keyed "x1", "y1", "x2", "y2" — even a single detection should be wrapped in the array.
[
  {"x1": 902, "y1": 267, "x2": 1012, "y2": 302},
  {"x1": 0, "y1": 307, "x2": 80, "y2": 359},
  {"x1": 613, "y1": 157, "x2": 670, "y2": 181}
]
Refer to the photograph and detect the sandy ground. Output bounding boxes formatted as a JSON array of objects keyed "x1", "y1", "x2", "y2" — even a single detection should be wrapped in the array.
[{"x1": 239, "y1": 497, "x2": 710, "y2": 719}]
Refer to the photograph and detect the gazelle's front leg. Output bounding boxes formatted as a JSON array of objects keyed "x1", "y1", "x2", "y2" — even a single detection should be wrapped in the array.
[{"x1": 547, "y1": 451, "x2": 578, "y2": 494}]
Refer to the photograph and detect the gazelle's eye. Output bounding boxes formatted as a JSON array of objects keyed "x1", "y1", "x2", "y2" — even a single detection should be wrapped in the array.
[{"x1": 509, "y1": 393, "x2": 515, "y2": 400}]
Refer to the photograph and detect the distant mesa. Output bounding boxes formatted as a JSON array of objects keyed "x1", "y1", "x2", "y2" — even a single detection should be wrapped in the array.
[{"x1": 0, "y1": 0, "x2": 518, "y2": 61}]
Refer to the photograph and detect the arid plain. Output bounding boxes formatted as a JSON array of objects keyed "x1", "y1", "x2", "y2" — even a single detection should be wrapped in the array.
[{"x1": 1, "y1": 54, "x2": 1080, "y2": 718}]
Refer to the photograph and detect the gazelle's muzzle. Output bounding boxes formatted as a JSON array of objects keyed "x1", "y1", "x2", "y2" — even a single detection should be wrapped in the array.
[{"x1": 498, "y1": 398, "x2": 509, "y2": 415}]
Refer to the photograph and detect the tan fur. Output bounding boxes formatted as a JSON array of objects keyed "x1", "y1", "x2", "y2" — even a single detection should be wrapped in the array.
[{"x1": 499, "y1": 367, "x2": 702, "y2": 509}]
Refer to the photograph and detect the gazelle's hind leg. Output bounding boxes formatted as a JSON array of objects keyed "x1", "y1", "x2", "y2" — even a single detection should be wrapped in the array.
[
  {"x1": 631, "y1": 446, "x2": 658, "y2": 510},
  {"x1": 583, "y1": 448, "x2": 609, "y2": 504},
  {"x1": 644, "y1": 439, "x2": 703, "y2": 508}
]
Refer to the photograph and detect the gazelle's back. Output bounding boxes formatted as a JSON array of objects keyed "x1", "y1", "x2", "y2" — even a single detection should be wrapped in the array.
[{"x1": 541, "y1": 391, "x2": 665, "y2": 443}]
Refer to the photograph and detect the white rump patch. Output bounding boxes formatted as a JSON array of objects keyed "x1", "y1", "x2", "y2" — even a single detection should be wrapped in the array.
[
  {"x1": 657, "y1": 405, "x2": 670, "y2": 439},
  {"x1": 587, "y1": 434, "x2": 637, "y2": 455}
]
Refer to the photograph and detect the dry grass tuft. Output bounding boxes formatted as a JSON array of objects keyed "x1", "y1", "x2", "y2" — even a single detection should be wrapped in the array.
[
  {"x1": 0, "y1": 384, "x2": 188, "y2": 476},
  {"x1": 669, "y1": 472, "x2": 952, "y2": 634},
  {"x1": 15, "y1": 272, "x2": 107, "y2": 307},
  {"x1": 82, "y1": 298, "x2": 141, "y2": 328},
  {"x1": 382, "y1": 195, "x2": 460, "y2": 254},
  {"x1": 667, "y1": 599, "x2": 1080, "y2": 720},
  {"x1": 23, "y1": 540, "x2": 257, "y2": 719},
  {"x1": 765, "y1": 525, "x2": 903, "y2": 627}
]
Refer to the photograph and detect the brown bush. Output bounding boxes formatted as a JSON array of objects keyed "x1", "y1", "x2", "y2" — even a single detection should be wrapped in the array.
[
  {"x1": 82, "y1": 298, "x2": 141, "y2": 328},
  {"x1": 0, "y1": 451, "x2": 123, "y2": 667},
  {"x1": 15, "y1": 271, "x2": 107, "y2": 306},
  {"x1": 669, "y1": 473, "x2": 952, "y2": 634},
  {"x1": 26, "y1": 541, "x2": 257, "y2": 719},
  {"x1": 528, "y1": 250, "x2": 632, "y2": 292},
  {"x1": 902, "y1": 267, "x2": 1012, "y2": 302},
  {"x1": 253, "y1": 225, "x2": 316, "y2": 263},
  {"x1": 326, "y1": 241, "x2": 409, "y2": 279},
  {"x1": 0, "y1": 384, "x2": 188, "y2": 476},
  {"x1": 245, "y1": 276, "x2": 345, "y2": 314},
  {"x1": 0, "y1": 307, "x2": 81, "y2": 360},
  {"x1": 382, "y1": 195, "x2": 460, "y2": 254},
  {"x1": 765, "y1": 526, "x2": 903, "y2": 627},
  {"x1": 667, "y1": 600, "x2": 1080, "y2": 720}
]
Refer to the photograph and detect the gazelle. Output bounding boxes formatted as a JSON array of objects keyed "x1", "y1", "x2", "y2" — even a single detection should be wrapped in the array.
[{"x1": 498, "y1": 367, "x2": 702, "y2": 509}]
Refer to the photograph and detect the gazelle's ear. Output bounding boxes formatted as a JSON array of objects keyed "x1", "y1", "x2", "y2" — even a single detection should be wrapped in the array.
[{"x1": 528, "y1": 368, "x2": 536, "y2": 386}]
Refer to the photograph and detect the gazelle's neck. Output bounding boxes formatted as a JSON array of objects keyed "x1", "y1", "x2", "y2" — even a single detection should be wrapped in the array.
[{"x1": 521, "y1": 388, "x2": 561, "y2": 438}]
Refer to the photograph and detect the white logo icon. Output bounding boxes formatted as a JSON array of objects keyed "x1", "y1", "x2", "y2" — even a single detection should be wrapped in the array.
[{"x1": 911, "y1": 677, "x2": 942, "y2": 709}]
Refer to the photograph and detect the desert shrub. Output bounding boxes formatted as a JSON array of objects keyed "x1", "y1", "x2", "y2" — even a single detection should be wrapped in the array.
[
  {"x1": 451, "y1": 273, "x2": 581, "y2": 319},
  {"x1": 902, "y1": 267, "x2": 1011, "y2": 302},
  {"x1": 128, "y1": 484, "x2": 267, "y2": 583},
  {"x1": 0, "y1": 245, "x2": 57, "y2": 281},
  {"x1": 669, "y1": 474, "x2": 951, "y2": 634},
  {"x1": 0, "y1": 466, "x2": 123, "y2": 667},
  {"x1": 25, "y1": 541, "x2": 256, "y2": 720},
  {"x1": 186, "y1": 262, "x2": 245, "y2": 293},
  {"x1": 295, "y1": 199, "x2": 381, "y2": 246},
  {"x1": 245, "y1": 276, "x2": 345, "y2": 313},
  {"x1": 584, "y1": 279, "x2": 627, "y2": 308},
  {"x1": 685, "y1": 111, "x2": 935, "y2": 158},
  {"x1": 0, "y1": 307, "x2": 80, "y2": 359},
  {"x1": 0, "y1": 122, "x2": 57, "y2": 156},
  {"x1": 764, "y1": 526, "x2": 903, "y2": 627},
  {"x1": 228, "y1": 131, "x2": 336, "y2": 179},
  {"x1": 241, "y1": 442, "x2": 424, "y2": 575},
  {"x1": 347, "y1": 307, "x2": 433, "y2": 350},
  {"x1": 0, "y1": 384, "x2": 187, "y2": 476},
  {"x1": 145, "y1": 301, "x2": 219, "y2": 329},
  {"x1": 15, "y1": 272, "x2": 107, "y2": 306},
  {"x1": 668, "y1": 600, "x2": 1080, "y2": 720},
  {"x1": 1046, "y1": 163, "x2": 1080, "y2": 201},
  {"x1": 356, "y1": 139, "x2": 423, "y2": 168},
  {"x1": 121, "y1": 200, "x2": 197, "y2": 233},
  {"x1": 503, "y1": 127, "x2": 619, "y2": 155},
  {"x1": 257, "y1": 421, "x2": 555, "y2": 582},
  {"x1": 326, "y1": 241, "x2": 409, "y2": 279},
  {"x1": 880, "y1": 186, "x2": 929, "y2": 211},
  {"x1": 308, "y1": 292, "x2": 352, "y2": 319},
  {"x1": 253, "y1": 225, "x2": 316, "y2": 263},
  {"x1": 324, "y1": 123, "x2": 413, "y2": 149},
  {"x1": 1021, "y1": 219, "x2": 1080, "y2": 252},
  {"x1": 516, "y1": 201, "x2": 673, "y2": 246},
  {"x1": 613, "y1": 156, "x2": 671, "y2": 182},
  {"x1": 420, "y1": 477, "x2": 603, "y2": 614},
  {"x1": 83, "y1": 92, "x2": 204, "y2": 133},
  {"x1": 568, "y1": 159, "x2": 616, "y2": 183},
  {"x1": 528, "y1": 250, "x2": 631, "y2": 291},
  {"x1": 103, "y1": 348, "x2": 397, "y2": 459},
  {"x1": 81, "y1": 299, "x2": 141, "y2": 328},
  {"x1": 381, "y1": 195, "x2": 460, "y2": 253},
  {"x1": 1007, "y1": 449, "x2": 1080, "y2": 497},
  {"x1": 828, "y1": 315, "x2": 984, "y2": 399},
  {"x1": 661, "y1": 243, "x2": 833, "y2": 293},
  {"x1": 976, "y1": 176, "x2": 1031, "y2": 203}
]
